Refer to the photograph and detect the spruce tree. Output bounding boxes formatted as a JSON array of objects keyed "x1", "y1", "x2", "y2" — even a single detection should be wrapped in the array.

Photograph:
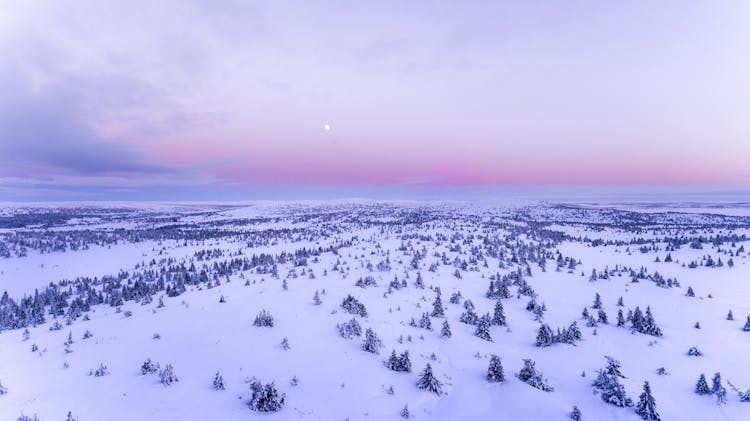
[
  {"x1": 419, "y1": 312, "x2": 433, "y2": 330},
  {"x1": 567, "y1": 321, "x2": 582, "y2": 342},
  {"x1": 592, "y1": 293, "x2": 602, "y2": 309},
  {"x1": 430, "y1": 293, "x2": 444, "y2": 318},
  {"x1": 415, "y1": 272, "x2": 425, "y2": 289},
  {"x1": 460, "y1": 309, "x2": 478, "y2": 325},
  {"x1": 253, "y1": 309, "x2": 274, "y2": 327},
  {"x1": 416, "y1": 363, "x2": 442, "y2": 395},
  {"x1": 492, "y1": 300, "x2": 506, "y2": 326},
  {"x1": 644, "y1": 307, "x2": 662, "y2": 337},
  {"x1": 441, "y1": 320, "x2": 452, "y2": 338},
  {"x1": 617, "y1": 309, "x2": 626, "y2": 327},
  {"x1": 159, "y1": 364, "x2": 178, "y2": 386},
  {"x1": 635, "y1": 381, "x2": 660, "y2": 420},
  {"x1": 362, "y1": 328, "x2": 382, "y2": 354},
  {"x1": 597, "y1": 309, "x2": 608, "y2": 324},
  {"x1": 743, "y1": 315, "x2": 750, "y2": 332},
  {"x1": 536, "y1": 324, "x2": 553, "y2": 347},
  {"x1": 695, "y1": 373, "x2": 710, "y2": 395},
  {"x1": 313, "y1": 290, "x2": 322, "y2": 305},
  {"x1": 569, "y1": 406, "x2": 582, "y2": 420},
  {"x1": 485, "y1": 280, "x2": 496, "y2": 299},
  {"x1": 517, "y1": 359, "x2": 553, "y2": 392},
  {"x1": 593, "y1": 356, "x2": 632, "y2": 407},
  {"x1": 213, "y1": 372, "x2": 225, "y2": 390},
  {"x1": 387, "y1": 349, "x2": 400, "y2": 371},
  {"x1": 249, "y1": 380, "x2": 286, "y2": 412},
  {"x1": 398, "y1": 350, "x2": 412, "y2": 372},
  {"x1": 474, "y1": 313, "x2": 492, "y2": 341},
  {"x1": 486, "y1": 355, "x2": 505, "y2": 383},
  {"x1": 631, "y1": 307, "x2": 644, "y2": 332}
]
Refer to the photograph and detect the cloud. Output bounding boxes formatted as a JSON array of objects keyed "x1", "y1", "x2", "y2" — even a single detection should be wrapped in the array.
[{"x1": 0, "y1": 66, "x2": 173, "y2": 176}]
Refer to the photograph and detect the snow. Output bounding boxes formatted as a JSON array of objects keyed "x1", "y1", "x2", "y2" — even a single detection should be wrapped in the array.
[{"x1": 1, "y1": 202, "x2": 749, "y2": 420}]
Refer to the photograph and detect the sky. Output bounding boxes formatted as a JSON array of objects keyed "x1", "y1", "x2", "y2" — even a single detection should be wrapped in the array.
[{"x1": 0, "y1": 0, "x2": 749, "y2": 201}]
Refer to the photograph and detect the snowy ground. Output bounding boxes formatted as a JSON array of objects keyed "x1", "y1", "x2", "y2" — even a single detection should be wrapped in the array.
[{"x1": 1, "y1": 202, "x2": 749, "y2": 420}]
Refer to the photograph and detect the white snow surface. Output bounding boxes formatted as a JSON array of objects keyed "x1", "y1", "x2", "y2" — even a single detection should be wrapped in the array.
[{"x1": 0, "y1": 202, "x2": 749, "y2": 420}]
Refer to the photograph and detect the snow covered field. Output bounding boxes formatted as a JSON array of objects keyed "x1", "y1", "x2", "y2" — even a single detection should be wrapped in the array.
[{"x1": 1, "y1": 202, "x2": 749, "y2": 420}]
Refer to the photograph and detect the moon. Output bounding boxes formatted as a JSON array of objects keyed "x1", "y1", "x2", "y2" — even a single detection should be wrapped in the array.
[{"x1": 323, "y1": 124, "x2": 331, "y2": 131}]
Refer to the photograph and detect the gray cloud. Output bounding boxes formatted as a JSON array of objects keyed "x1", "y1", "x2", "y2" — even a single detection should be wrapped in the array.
[{"x1": 0, "y1": 66, "x2": 172, "y2": 176}]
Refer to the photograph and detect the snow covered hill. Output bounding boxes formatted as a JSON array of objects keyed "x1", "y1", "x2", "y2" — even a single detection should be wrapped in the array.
[{"x1": 1, "y1": 202, "x2": 749, "y2": 420}]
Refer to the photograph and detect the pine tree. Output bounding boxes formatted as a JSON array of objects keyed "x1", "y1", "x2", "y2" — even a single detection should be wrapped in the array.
[
  {"x1": 569, "y1": 406, "x2": 582, "y2": 421},
  {"x1": 486, "y1": 355, "x2": 505, "y2": 383},
  {"x1": 496, "y1": 281, "x2": 511, "y2": 299},
  {"x1": 635, "y1": 381, "x2": 660, "y2": 420},
  {"x1": 567, "y1": 321, "x2": 582, "y2": 342},
  {"x1": 617, "y1": 309, "x2": 626, "y2": 327},
  {"x1": 460, "y1": 309, "x2": 478, "y2": 325},
  {"x1": 341, "y1": 295, "x2": 368, "y2": 317},
  {"x1": 593, "y1": 356, "x2": 632, "y2": 407},
  {"x1": 415, "y1": 272, "x2": 425, "y2": 289},
  {"x1": 631, "y1": 307, "x2": 644, "y2": 332},
  {"x1": 695, "y1": 374, "x2": 710, "y2": 395},
  {"x1": 253, "y1": 309, "x2": 274, "y2": 327},
  {"x1": 249, "y1": 380, "x2": 286, "y2": 412},
  {"x1": 517, "y1": 359, "x2": 553, "y2": 392},
  {"x1": 441, "y1": 320, "x2": 452, "y2": 338},
  {"x1": 592, "y1": 293, "x2": 602, "y2": 309},
  {"x1": 399, "y1": 350, "x2": 412, "y2": 372},
  {"x1": 536, "y1": 324, "x2": 553, "y2": 347},
  {"x1": 597, "y1": 309, "x2": 608, "y2": 324},
  {"x1": 313, "y1": 290, "x2": 322, "y2": 305},
  {"x1": 644, "y1": 306, "x2": 662, "y2": 336},
  {"x1": 362, "y1": 328, "x2": 382, "y2": 354},
  {"x1": 337, "y1": 317, "x2": 362, "y2": 339},
  {"x1": 485, "y1": 280, "x2": 496, "y2": 298},
  {"x1": 727, "y1": 310, "x2": 734, "y2": 320},
  {"x1": 743, "y1": 315, "x2": 750, "y2": 332},
  {"x1": 213, "y1": 372, "x2": 225, "y2": 390},
  {"x1": 401, "y1": 404, "x2": 410, "y2": 419},
  {"x1": 159, "y1": 364, "x2": 178, "y2": 386},
  {"x1": 430, "y1": 293, "x2": 444, "y2": 318},
  {"x1": 617, "y1": 297, "x2": 624, "y2": 307},
  {"x1": 420, "y1": 312, "x2": 433, "y2": 330},
  {"x1": 474, "y1": 313, "x2": 492, "y2": 341},
  {"x1": 416, "y1": 363, "x2": 443, "y2": 395},
  {"x1": 492, "y1": 300, "x2": 506, "y2": 326},
  {"x1": 387, "y1": 349, "x2": 400, "y2": 371},
  {"x1": 386, "y1": 349, "x2": 411, "y2": 372},
  {"x1": 141, "y1": 358, "x2": 159, "y2": 375}
]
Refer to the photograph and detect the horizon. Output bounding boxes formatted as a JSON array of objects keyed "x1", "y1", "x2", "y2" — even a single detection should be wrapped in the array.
[
  {"x1": 1, "y1": 184, "x2": 749, "y2": 204},
  {"x1": 1, "y1": 1, "x2": 749, "y2": 201}
]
